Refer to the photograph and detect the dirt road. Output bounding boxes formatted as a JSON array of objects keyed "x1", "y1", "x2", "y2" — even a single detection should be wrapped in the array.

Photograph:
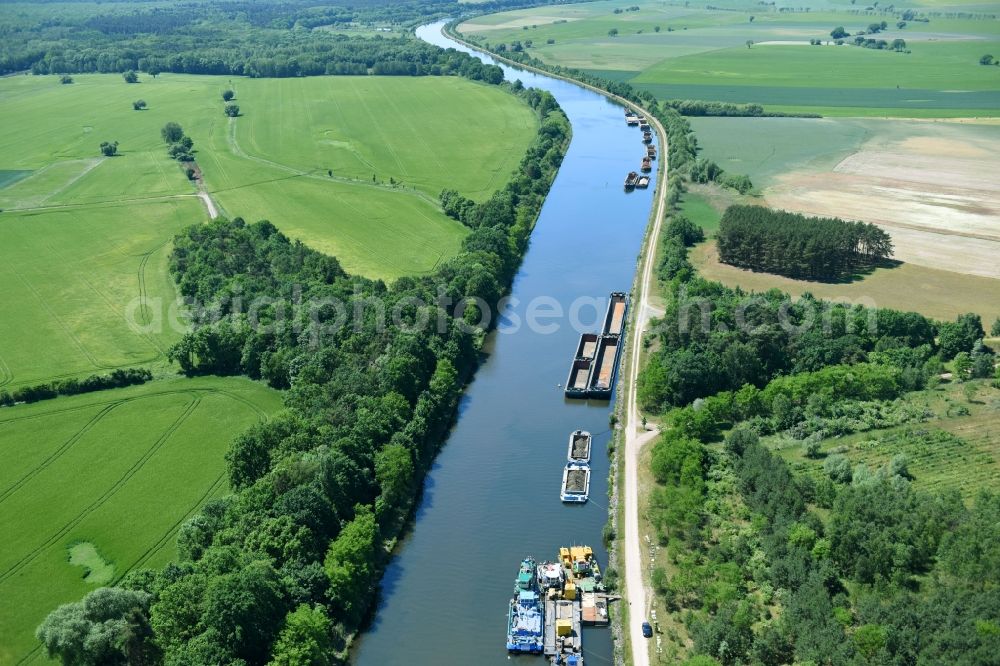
[{"x1": 621, "y1": 103, "x2": 669, "y2": 666}]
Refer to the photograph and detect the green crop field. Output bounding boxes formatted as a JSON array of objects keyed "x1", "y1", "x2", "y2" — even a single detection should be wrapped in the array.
[
  {"x1": 0, "y1": 199, "x2": 199, "y2": 389},
  {"x1": 688, "y1": 116, "x2": 875, "y2": 188},
  {"x1": 0, "y1": 72, "x2": 538, "y2": 389},
  {"x1": 774, "y1": 380, "x2": 1000, "y2": 499},
  {"x1": 0, "y1": 376, "x2": 282, "y2": 665},
  {"x1": 0, "y1": 73, "x2": 536, "y2": 283},
  {"x1": 197, "y1": 75, "x2": 538, "y2": 277},
  {"x1": 460, "y1": 0, "x2": 1000, "y2": 116}
]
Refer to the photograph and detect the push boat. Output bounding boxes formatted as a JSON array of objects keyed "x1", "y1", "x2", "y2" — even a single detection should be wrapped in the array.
[
  {"x1": 507, "y1": 557, "x2": 545, "y2": 653},
  {"x1": 560, "y1": 461, "x2": 591, "y2": 503}
]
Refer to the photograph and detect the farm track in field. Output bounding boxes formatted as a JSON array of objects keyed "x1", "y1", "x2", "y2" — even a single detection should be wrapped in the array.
[
  {"x1": 0, "y1": 401, "x2": 122, "y2": 505},
  {"x1": 0, "y1": 355, "x2": 12, "y2": 387},
  {"x1": 223, "y1": 117, "x2": 441, "y2": 207},
  {"x1": 134, "y1": 238, "x2": 171, "y2": 329}
]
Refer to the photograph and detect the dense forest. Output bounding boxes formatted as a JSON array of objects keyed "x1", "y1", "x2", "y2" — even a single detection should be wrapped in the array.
[
  {"x1": 716, "y1": 205, "x2": 894, "y2": 281},
  {"x1": 0, "y1": 0, "x2": 579, "y2": 77},
  {"x1": 637, "y1": 204, "x2": 999, "y2": 665},
  {"x1": 35, "y1": 85, "x2": 571, "y2": 665}
]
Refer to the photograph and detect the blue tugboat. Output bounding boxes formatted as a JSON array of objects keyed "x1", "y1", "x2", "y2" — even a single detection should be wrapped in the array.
[{"x1": 506, "y1": 557, "x2": 544, "y2": 654}]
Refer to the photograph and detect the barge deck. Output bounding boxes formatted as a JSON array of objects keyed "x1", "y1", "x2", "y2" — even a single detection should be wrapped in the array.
[
  {"x1": 602, "y1": 292, "x2": 628, "y2": 336},
  {"x1": 560, "y1": 462, "x2": 591, "y2": 503},
  {"x1": 587, "y1": 335, "x2": 621, "y2": 399},
  {"x1": 567, "y1": 430, "x2": 592, "y2": 463}
]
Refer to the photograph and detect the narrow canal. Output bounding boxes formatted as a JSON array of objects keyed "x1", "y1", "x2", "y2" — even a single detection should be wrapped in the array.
[{"x1": 352, "y1": 21, "x2": 657, "y2": 666}]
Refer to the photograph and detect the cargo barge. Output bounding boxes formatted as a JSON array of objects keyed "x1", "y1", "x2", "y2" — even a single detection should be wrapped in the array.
[
  {"x1": 602, "y1": 292, "x2": 628, "y2": 336},
  {"x1": 636, "y1": 175, "x2": 650, "y2": 189},
  {"x1": 641, "y1": 156, "x2": 652, "y2": 172},
  {"x1": 567, "y1": 430, "x2": 592, "y2": 463},
  {"x1": 560, "y1": 462, "x2": 591, "y2": 503},
  {"x1": 587, "y1": 335, "x2": 621, "y2": 400},
  {"x1": 564, "y1": 333, "x2": 598, "y2": 399},
  {"x1": 507, "y1": 557, "x2": 545, "y2": 654},
  {"x1": 624, "y1": 171, "x2": 639, "y2": 191},
  {"x1": 647, "y1": 144, "x2": 656, "y2": 159},
  {"x1": 564, "y1": 294, "x2": 628, "y2": 399},
  {"x1": 639, "y1": 120, "x2": 650, "y2": 131},
  {"x1": 642, "y1": 130, "x2": 652, "y2": 144}
]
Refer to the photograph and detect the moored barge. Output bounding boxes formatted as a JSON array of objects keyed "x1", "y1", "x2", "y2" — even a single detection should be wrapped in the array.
[
  {"x1": 647, "y1": 144, "x2": 656, "y2": 159},
  {"x1": 641, "y1": 156, "x2": 652, "y2": 172},
  {"x1": 636, "y1": 175, "x2": 650, "y2": 189},
  {"x1": 642, "y1": 130, "x2": 652, "y2": 144},
  {"x1": 624, "y1": 171, "x2": 639, "y2": 191},
  {"x1": 567, "y1": 430, "x2": 592, "y2": 463},
  {"x1": 560, "y1": 462, "x2": 591, "y2": 503},
  {"x1": 602, "y1": 292, "x2": 628, "y2": 336},
  {"x1": 564, "y1": 333, "x2": 598, "y2": 399},
  {"x1": 507, "y1": 557, "x2": 545, "y2": 654},
  {"x1": 587, "y1": 335, "x2": 621, "y2": 400}
]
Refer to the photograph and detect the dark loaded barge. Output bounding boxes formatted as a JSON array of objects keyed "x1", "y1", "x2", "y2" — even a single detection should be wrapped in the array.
[
  {"x1": 564, "y1": 333, "x2": 598, "y2": 399},
  {"x1": 564, "y1": 292, "x2": 628, "y2": 400},
  {"x1": 624, "y1": 171, "x2": 639, "y2": 191}
]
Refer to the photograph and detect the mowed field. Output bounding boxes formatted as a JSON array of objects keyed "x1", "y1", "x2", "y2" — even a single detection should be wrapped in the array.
[
  {"x1": 459, "y1": 0, "x2": 1000, "y2": 116},
  {"x1": 0, "y1": 376, "x2": 282, "y2": 665}
]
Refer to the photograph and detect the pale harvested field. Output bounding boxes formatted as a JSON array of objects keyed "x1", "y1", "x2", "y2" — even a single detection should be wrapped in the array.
[
  {"x1": 692, "y1": 242, "x2": 1000, "y2": 323},
  {"x1": 766, "y1": 121, "x2": 1000, "y2": 279}
]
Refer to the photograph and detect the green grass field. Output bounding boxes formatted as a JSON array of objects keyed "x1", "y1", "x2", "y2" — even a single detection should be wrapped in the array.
[
  {"x1": 460, "y1": 0, "x2": 1000, "y2": 116},
  {"x1": 197, "y1": 76, "x2": 538, "y2": 277},
  {"x1": 678, "y1": 191, "x2": 722, "y2": 234},
  {"x1": 0, "y1": 73, "x2": 536, "y2": 283},
  {"x1": 0, "y1": 376, "x2": 282, "y2": 665},
  {"x1": 774, "y1": 380, "x2": 1000, "y2": 499},
  {"x1": 688, "y1": 116, "x2": 874, "y2": 188},
  {"x1": 0, "y1": 198, "x2": 199, "y2": 389}
]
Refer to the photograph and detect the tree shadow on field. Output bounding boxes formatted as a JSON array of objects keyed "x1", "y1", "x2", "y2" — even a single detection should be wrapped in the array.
[{"x1": 831, "y1": 257, "x2": 904, "y2": 284}]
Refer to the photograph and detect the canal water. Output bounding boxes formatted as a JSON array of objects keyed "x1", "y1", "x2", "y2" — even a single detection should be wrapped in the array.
[{"x1": 352, "y1": 21, "x2": 657, "y2": 666}]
